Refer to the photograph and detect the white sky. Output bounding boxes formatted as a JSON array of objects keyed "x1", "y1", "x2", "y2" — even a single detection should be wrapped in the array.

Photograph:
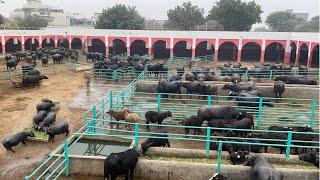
[{"x1": 1, "y1": 0, "x2": 319, "y2": 24}]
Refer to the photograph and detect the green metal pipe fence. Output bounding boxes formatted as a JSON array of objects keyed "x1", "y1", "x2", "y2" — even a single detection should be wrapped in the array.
[{"x1": 26, "y1": 70, "x2": 319, "y2": 179}]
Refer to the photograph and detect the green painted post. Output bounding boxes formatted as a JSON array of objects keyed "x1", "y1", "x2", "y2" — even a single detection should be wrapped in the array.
[
  {"x1": 205, "y1": 127, "x2": 211, "y2": 157},
  {"x1": 207, "y1": 96, "x2": 212, "y2": 106},
  {"x1": 131, "y1": 83, "x2": 135, "y2": 98},
  {"x1": 216, "y1": 141, "x2": 223, "y2": 174},
  {"x1": 244, "y1": 70, "x2": 248, "y2": 81},
  {"x1": 25, "y1": 176, "x2": 30, "y2": 180},
  {"x1": 102, "y1": 97, "x2": 105, "y2": 119},
  {"x1": 53, "y1": 64, "x2": 57, "y2": 74},
  {"x1": 134, "y1": 123, "x2": 139, "y2": 151},
  {"x1": 121, "y1": 89, "x2": 125, "y2": 108},
  {"x1": 92, "y1": 106, "x2": 97, "y2": 134},
  {"x1": 257, "y1": 97, "x2": 263, "y2": 129},
  {"x1": 83, "y1": 112, "x2": 87, "y2": 129},
  {"x1": 109, "y1": 91, "x2": 113, "y2": 109},
  {"x1": 285, "y1": 131, "x2": 293, "y2": 159},
  {"x1": 269, "y1": 70, "x2": 273, "y2": 80},
  {"x1": 309, "y1": 100, "x2": 317, "y2": 128},
  {"x1": 8, "y1": 70, "x2": 11, "y2": 79},
  {"x1": 157, "y1": 93, "x2": 161, "y2": 112},
  {"x1": 64, "y1": 141, "x2": 69, "y2": 176}
]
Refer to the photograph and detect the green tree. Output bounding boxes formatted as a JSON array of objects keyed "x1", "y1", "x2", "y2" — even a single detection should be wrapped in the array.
[
  {"x1": 95, "y1": 4, "x2": 145, "y2": 30},
  {"x1": 207, "y1": 0, "x2": 263, "y2": 31},
  {"x1": 0, "y1": 14, "x2": 4, "y2": 25},
  {"x1": 266, "y1": 11, "x2": 304, "y2": 32},
  {"x1": 253, "y1": 26, "x2": 270, "y2": 32},
  {"x1": 14, "y1": 16, "x2": 48, "y2": 29},
  {"x1": 166, "y1": 2, "x2": 205, "y2": 30}
]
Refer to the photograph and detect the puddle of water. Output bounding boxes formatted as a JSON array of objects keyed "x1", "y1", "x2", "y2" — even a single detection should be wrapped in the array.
[
  {"x1": 68, "y1": 79, "x2": 125, "y2": 110},
  {"x1": 68, "y1": 139, "x2": 131, "y2": 156}
]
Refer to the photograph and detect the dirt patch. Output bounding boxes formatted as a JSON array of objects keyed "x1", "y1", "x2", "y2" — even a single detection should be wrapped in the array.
[{"x1": 0, "y1": 71, "x2": 87, "y2": 179}]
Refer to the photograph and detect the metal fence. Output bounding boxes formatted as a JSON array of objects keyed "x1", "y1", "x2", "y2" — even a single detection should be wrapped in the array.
[
  {"x1": 0, "y1": 62, "x2": 90, "y2": 80},
  {"x1": 26, "y1": 70, "x2": 319, "y2": 179}
]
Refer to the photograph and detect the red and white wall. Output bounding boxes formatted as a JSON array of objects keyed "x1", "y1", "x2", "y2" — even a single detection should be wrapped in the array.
[{"x1": 0, "y1": 29, "x2": 319, "y2": 68}]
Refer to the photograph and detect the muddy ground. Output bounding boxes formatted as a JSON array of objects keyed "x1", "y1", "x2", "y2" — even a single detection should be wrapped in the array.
[{"x1": 0, "y1": 70, "x2": 87, "y2": 179}]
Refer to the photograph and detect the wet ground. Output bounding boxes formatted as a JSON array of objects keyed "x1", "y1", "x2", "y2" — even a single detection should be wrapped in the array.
[{"x1": 68, "y1": 78, "x2": 127, "y2": 110}]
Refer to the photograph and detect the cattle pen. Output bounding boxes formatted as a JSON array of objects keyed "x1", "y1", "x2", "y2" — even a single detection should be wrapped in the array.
[{"x1": 24, "y1": 70, "x2": 320, "y2": 180}]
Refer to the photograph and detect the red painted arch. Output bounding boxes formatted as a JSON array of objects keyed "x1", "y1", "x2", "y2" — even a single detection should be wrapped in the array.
[
  {"x1": 299, "y1": 41, "x2": 310, "y2": 49},
  {"x1": 24, "y1": 36, "x2": 39, "y2": 42},
  {"x1": 265, "y1": 40, "x2": 286, "y2": 48},
  {"x1": 87, "y1": 36, "x2": 105, "y2": 43},
  {"x1": 108, "y1": 37, "x2": 127, "y2": 45},
  {"x1": 219, "y1": 39, "x2": 239, "y2": 48},
  {"x1": 130, "y1": 37, "x2": 148, "y2": 46},
  {"x1": 311, "y1": 42, "x2": 319, "y2": 52},
  {"x1": 173, "y1": 38, "x2": 192, "y2": 46},
  {"x1": 151, "y1": 38, "x2": 170, "y2": 45},
  {"x1": 196, "y1": 39, "x2": 215, "y2": 47},
  {"x1": 242, "y1": 39, "x2": 262, "y2": 48},
  {"x1": 5, "y1": 36, "x2": 22, "y2": 43}
]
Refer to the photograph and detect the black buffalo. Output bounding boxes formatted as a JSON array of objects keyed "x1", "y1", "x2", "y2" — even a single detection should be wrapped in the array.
[
  {"x1": 222, "y1": 84, "x2": 256, "y2": 92},
  {"x1": 198, "y1": 105, "x2": 249, "y2": 123},
  {"x1": 145, "y1": 111, "x2": 172, "y2": 131},
  {"x1": 38, "y1": 112, "x2": 56, "y2": 130},
  {"x1": 32, "y1": 110, "x2": 47, "y2": 129},
  {"x1": 36, "y1": 101, "x2": 55, "y2": 112},
  {"x1": 6, "y1": 57, "x2": 20, "y2": 70},
  {"x1": 244, "y1": 155, "x2": 283, "y2": 180},
  {"x1": 2, "y1": 131, "x2": 35, "y2": 153},
  {"x1": 46, "y1": 121, "x2": 69, "y2": 141},
  {"x1": 274, "y1": 81, "x2": 285, "y2": 98},
  {"x1": 104, "y1": 149, "x2": 139, "y2": 180},
  {"x1": 157, "y1": 80, "x2": 182, "y2": 98},
  {"x1": 299, "y1": 151, "x2": 319, "y2": 168},
  {"x1": 22, "y1": 75, "x2": 48, "y2": 87},
  {"x1": 182, "y1": 115, "x2": 202, "y2": 136},
  {"x1": 141, "y1": 131, "x2": 170, "y2": 155}
]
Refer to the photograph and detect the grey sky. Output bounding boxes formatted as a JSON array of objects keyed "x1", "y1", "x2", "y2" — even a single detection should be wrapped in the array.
[{"x1": 1, "y1": 0, "x2": 319, "y2": 23}]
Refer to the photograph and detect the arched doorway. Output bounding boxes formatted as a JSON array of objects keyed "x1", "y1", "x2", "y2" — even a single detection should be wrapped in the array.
[
  {"x1": 264, "y1": 42, "x2": 285, "y2": 63},
  {"x1": 173, "y1": 41, "x2": 192, "y2": 57},
  {"x1": 311, "y1": 45, "x2": 319, "y2": 68},
  {"x1": 0, "y1": 43, "x2": 2, "y2": 54},
  {"x1": 109, "y1": 39, "x2": 126, "y2": 56},
  {"x1": 241, "y1": 42, "x2": 261, "y2": 62},
  {"x1": 298, "y1": 43, "x2": 308, "y2": 66},
  {"x1": 152, "y1": 40, "x2": 170, "y2": 59},
  {"x1": 88, "y1": 38, "x2": 106, "y2": 54},
  {"x1": 290, "y1": 42, "x2": 297, "y2": 64},
  {"x1": 195, "y1": 41, "x2": 214, "y2": 57},
  {"x1": 218, "y1": 42, "x2": 238, "y2": 61},
  {"x1": 57, "y1": 38, "x2": 69, "y2": 49},
  {"x1": 130, "y1": 40, "x2": 147, "y2": 56},
  {"x1": 25, "y1": 38, "x2": 39, "y2": 51},
  {"x1": 71, "y1": 38, "x2": 82, "y2": 50},
  {"x1": 5, "y1": 38, "x2": 22, "y2": 53},
  {"x1": 42, "y1": 38, "x2": 55, "y2": 48}
]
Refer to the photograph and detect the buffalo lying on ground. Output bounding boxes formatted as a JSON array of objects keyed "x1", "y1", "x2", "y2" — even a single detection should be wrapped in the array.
[{"x1": 274, "y1": 76, "x2": 317, "y2": 85}]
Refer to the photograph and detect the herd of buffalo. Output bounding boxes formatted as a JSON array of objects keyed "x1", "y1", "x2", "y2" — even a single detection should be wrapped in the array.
[
  {"x1": 2, "y1": 98, "x2": 69, "y2": 152},
  {"x1": 1, "y1": 50, "x2": 319, "y2": 180},
  {"x1": 103, "y1": 104, "x2": 319, "y2": 180}
]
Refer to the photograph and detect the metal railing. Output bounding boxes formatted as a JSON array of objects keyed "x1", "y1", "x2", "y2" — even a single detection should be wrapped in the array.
[
  {"x1": 0, "y1": 62, "x2": 90, "y2": 80},
  {"x1": 26, "y1": 70, "x2": 319, "y2": 179}
]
